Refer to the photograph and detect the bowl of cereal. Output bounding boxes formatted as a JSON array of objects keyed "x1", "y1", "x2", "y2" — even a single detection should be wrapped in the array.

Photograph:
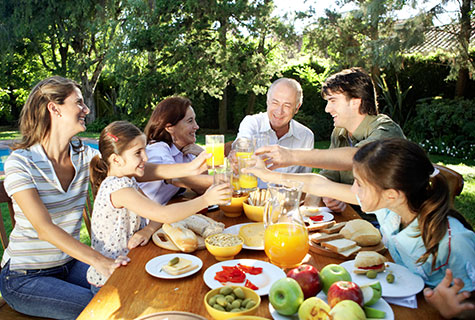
[
  {"x1": 205, "y1": 233, "x2": 244, "y2": 261},
  {"x1": 204, "y1": 285, "x2": 260, "y2": 320}
]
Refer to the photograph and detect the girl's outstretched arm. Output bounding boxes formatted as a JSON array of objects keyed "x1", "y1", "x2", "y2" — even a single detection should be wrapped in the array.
[
  {"x1": 12, "y1": 189, "x2": 128, "y2": 277},
  {"x1": 245, "y1": 166, "x2": 358, "y2": 205},
  {"x1": 139, "y1": 151, "x2": 209, "y2": 182},
  {"x1": 111, "y1": 183, "x2": 232, "y2": 224}
]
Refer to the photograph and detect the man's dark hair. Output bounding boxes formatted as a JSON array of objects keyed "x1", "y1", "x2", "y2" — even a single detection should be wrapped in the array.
[{"x1": 322, "y1": 67, "x2": 378, "y2": 115}]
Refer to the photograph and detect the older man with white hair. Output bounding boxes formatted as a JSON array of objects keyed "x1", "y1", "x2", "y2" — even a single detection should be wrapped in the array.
[{"x1": 234, "y1": 77, "x2": 314, "y2": 175}]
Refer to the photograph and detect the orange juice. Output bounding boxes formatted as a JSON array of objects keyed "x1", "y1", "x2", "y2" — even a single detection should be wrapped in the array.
[
  {"x1": 206, "y1": 143, "x2": 224, "y2": 167},
  {"x1": 264, "y1": 223, "x2": 309, "y2": 269},
  {"x1": 239, "y1": 174, "x2": 257, "y2": 190},
  {"x1": 236, "y1": 151, "x2": 252, "y2": 159}
]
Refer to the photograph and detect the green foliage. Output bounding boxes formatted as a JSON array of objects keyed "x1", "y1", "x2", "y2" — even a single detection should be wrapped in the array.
[
  {"x1": 408, "y1": 98, "x2": 475, "y2": 160},
  {"x1": 376, "y1": 74, "x2": 412, "y2": 129}
]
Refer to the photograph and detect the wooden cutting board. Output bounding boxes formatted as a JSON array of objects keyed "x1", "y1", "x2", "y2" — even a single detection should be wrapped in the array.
[{"x1": 309, "y1": 240, "x2": 386, "y2": 260}]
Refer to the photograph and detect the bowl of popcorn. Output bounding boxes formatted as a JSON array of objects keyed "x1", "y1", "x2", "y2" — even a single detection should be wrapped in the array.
[{"x1": 205, "y1": 233, "x2": 244, "y2": 261}]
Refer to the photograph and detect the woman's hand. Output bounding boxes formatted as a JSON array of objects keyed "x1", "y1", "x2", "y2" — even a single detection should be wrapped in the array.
[
  {"x1": 424, "y1": 269, "x2": 475, "y2": 319},
  {"x1": 182, "y1": 144, "x2": 205, "y2": 156}
]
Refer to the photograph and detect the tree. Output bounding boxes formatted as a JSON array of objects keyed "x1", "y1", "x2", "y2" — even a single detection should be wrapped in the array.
[
  {"x1": 0, "y1": 0, "x2": 125, "y2": 122},
  {"x1": 304, "y1": 0, "x2": 431, "y2": 84},
  {"x1": 123, "y1": 0, "x2": 293, "y2": 131}
]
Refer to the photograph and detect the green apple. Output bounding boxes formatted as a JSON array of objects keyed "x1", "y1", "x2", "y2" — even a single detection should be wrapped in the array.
[
  {"x1": 269, "y1": 277, "x2": 304, "y2": 316},
  {"x1": 298, "y1": 297, "x2": 330, "y2": 320},
  {"x1": 360, "y1": 281, "x2": 382, "y2": 306},
  {"x1": 364, "y1": 306, "x2": 387, "y2": 318},
  {"x1": 319, "y1": 264, "x2": 352, "y2": 294},
  {"x1": 329, "y1": 300, "x2": 366, "y2": 320}
]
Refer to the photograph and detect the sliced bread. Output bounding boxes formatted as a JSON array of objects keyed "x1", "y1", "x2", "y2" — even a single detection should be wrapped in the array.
[
  {"x1": 320, "y1": 222, "x2": 347, "y2": 234},
  {"x1": 321, "y1": 238, "x2": 357, "y2": 253},
  {"x1": 310, "y1": 232, "x2": 344, "y2": 244}
]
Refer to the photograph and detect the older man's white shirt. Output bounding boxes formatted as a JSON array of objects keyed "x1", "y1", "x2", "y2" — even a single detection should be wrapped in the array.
[{"x1": 236, "y1": 112, "x2": 314, "y2": 187}]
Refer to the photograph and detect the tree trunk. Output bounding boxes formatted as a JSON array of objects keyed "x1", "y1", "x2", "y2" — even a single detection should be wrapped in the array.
[
  {"x1": 82, "y1": 78, "x2": 97, "y2": 123},
  {"x1": 218, "y1": 87, "x2": 228, "y2": 131},
  {"x1": 246, "y1": 91, "x2": 256, "y2": 115},
  {"x1": 455, "y1": 0, "x2": 471, "y2": 97},
  {"x1": 370, "y1": 65, "x2": 381, "y2": 96}
]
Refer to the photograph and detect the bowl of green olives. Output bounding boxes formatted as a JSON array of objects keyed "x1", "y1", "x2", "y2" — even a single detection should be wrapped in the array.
[{"x1": 204, "y1": 285, "x2": 261, "y2": 320}]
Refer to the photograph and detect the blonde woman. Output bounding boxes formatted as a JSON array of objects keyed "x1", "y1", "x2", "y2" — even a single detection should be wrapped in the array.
[{"x1": 0, "y1": 77, "x2": 209, "y2": 319}]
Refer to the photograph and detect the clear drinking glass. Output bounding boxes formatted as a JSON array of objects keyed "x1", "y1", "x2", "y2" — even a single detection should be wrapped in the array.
[
  {"x1": 234, "y1": 137, "x2": 254, "y2": 160},
  {"x1": 213, "y1": 167, "x2": 233, "y2": 206},
  {"x1": 253, "y1": 134, "x2": 270, "y2": 150},
  {"x1": 238, "y1": 156, "x2": 258, "y2": 192},
  {"x1": 205, "y1": 135, "x2": 225, "y2": 168}
]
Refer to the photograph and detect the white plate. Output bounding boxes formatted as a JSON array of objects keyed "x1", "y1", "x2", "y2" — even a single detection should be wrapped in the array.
[
  {"x1": 340, "y1": 261, "x2": 425, "y2": 298},
  {"x1": 268, "y1": 292, "x2": 394, "y2": 320},
  {"x1": 301, "y1": 210, "x2": 334, "y2": 223},
  {"x1": 300, "y1": 206, "x2": 332, "y2": 216},
  {"x1": 145, "y1": 253, "x2": 203, "y2": 279},
  {"x1": 203, "y1": 259, "x2": 286, "y2": 296},
  {"x1": 223, "y1": 223, "x2": 264, "y2": 250}
]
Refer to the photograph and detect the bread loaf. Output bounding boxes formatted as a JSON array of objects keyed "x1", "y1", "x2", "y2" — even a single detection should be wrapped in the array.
[
  {"x1": 162, "y1": 223, "x2": 198, "y2": 252},
  {"x1": 339, "y1": 220, "x2": 381, "y2": 246}
]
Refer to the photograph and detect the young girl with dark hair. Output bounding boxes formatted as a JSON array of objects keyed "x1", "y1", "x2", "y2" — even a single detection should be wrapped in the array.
[
  {"x1": 246, "y1": 138, "x2": 474, "y2": 318},
  {"x1": 88, "y1": 121, "x2": 231, "y2": 293}
]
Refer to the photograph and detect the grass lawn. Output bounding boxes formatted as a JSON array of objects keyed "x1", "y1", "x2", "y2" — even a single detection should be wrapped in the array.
[{"x1": 1, "y1": 135, "x2": 474, "y2": 259}]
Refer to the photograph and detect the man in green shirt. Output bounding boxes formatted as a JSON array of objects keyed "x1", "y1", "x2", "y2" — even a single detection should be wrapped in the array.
[{"x1": 256, "y1": 67, "x2": 405, "y2": 212}]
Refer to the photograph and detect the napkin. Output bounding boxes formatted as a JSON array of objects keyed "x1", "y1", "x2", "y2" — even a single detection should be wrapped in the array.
[{"x1": 384, "y1": 295, "x2": 418, "y2": 308}]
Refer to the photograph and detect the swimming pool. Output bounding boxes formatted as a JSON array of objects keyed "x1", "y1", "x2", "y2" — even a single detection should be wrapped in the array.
[{"x1": 0, "y1": 141, "x2": 98, "y2": 172}]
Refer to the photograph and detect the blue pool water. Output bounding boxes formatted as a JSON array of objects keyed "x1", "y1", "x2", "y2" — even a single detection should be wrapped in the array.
[{"x1": 0, "y1": 141, "x2": 98, "y2": 172}]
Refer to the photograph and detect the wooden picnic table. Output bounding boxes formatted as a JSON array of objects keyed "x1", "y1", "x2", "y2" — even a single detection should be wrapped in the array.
[{"x1": 78, "y1": 204, "x2": 442, "y2": 320}]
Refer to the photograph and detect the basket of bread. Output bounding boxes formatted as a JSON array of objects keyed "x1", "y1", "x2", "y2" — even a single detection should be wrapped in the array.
[
  {"x1": 152, "y1": 214, "x2": 226, "y2": 253},
  {"x1": 308, "y1": 219, "x2": 386, "y2": 259}
]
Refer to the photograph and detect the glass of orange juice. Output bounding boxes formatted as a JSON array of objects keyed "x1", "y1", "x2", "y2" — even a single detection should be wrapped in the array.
[
  {"x1": 263, "y1": 180, "x2": 308, "y2": 269},
  {"x1": 234, "y1": 137, "x2": 254, "y2": 160},
  {"x1": 238, "y1": 157, "x2": 258, "y2": 192},
  {"x1": 205, "y1": 135, "x2": 225, "y2": 168}
]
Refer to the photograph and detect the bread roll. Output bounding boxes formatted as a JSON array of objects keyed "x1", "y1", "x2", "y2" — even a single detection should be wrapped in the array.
[
  {"x1": 162, "y1": 223, "x2": 198, "y2": 252},
  {"x1": 152, "y1": 228, "x2": 180, "y2": 251},
  {"x1": 339, "y1": 219, "x2": 381, "y2": 246}
]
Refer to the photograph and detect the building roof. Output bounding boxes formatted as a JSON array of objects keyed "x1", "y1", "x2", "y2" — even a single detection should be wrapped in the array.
[{"x1": 408, "y1": 20, "x2": 475, "y2": 53}]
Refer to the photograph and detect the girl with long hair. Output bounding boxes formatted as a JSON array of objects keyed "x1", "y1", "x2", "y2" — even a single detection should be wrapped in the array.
[
  {"x1": 246, "y1": 138, "x2": 475, "y2": 318},
  {"x1": 88, "y1": 121, "x2": 231, "y2": 292}
]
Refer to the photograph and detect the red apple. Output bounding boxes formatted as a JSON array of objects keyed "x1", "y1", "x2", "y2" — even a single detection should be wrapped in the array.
[
  {"x1": 286, "y1": 264, "x2": 322, "y2": 299},
  {"x1": 327, "y1": 281, "x2": 364, "y2": 308}
]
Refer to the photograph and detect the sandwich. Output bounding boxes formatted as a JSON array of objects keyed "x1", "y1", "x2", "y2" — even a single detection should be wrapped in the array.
[
  {"x1": 321, "y1": 238, "x2": 361, "y2": 257},
  {"x1": 353, "y1": 251, "x2": 387, "y2": 274},
  {"x1": 339, "y1": 219, "x2": 381, "y2": 246},
  {"x1": 162, "y1": 257, "x2": 198, "y2": 275}
]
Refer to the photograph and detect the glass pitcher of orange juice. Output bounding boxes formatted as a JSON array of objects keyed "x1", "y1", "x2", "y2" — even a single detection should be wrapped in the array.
[{"x1": 263, "y1": 180, "x2": 309, "y2": 269}]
